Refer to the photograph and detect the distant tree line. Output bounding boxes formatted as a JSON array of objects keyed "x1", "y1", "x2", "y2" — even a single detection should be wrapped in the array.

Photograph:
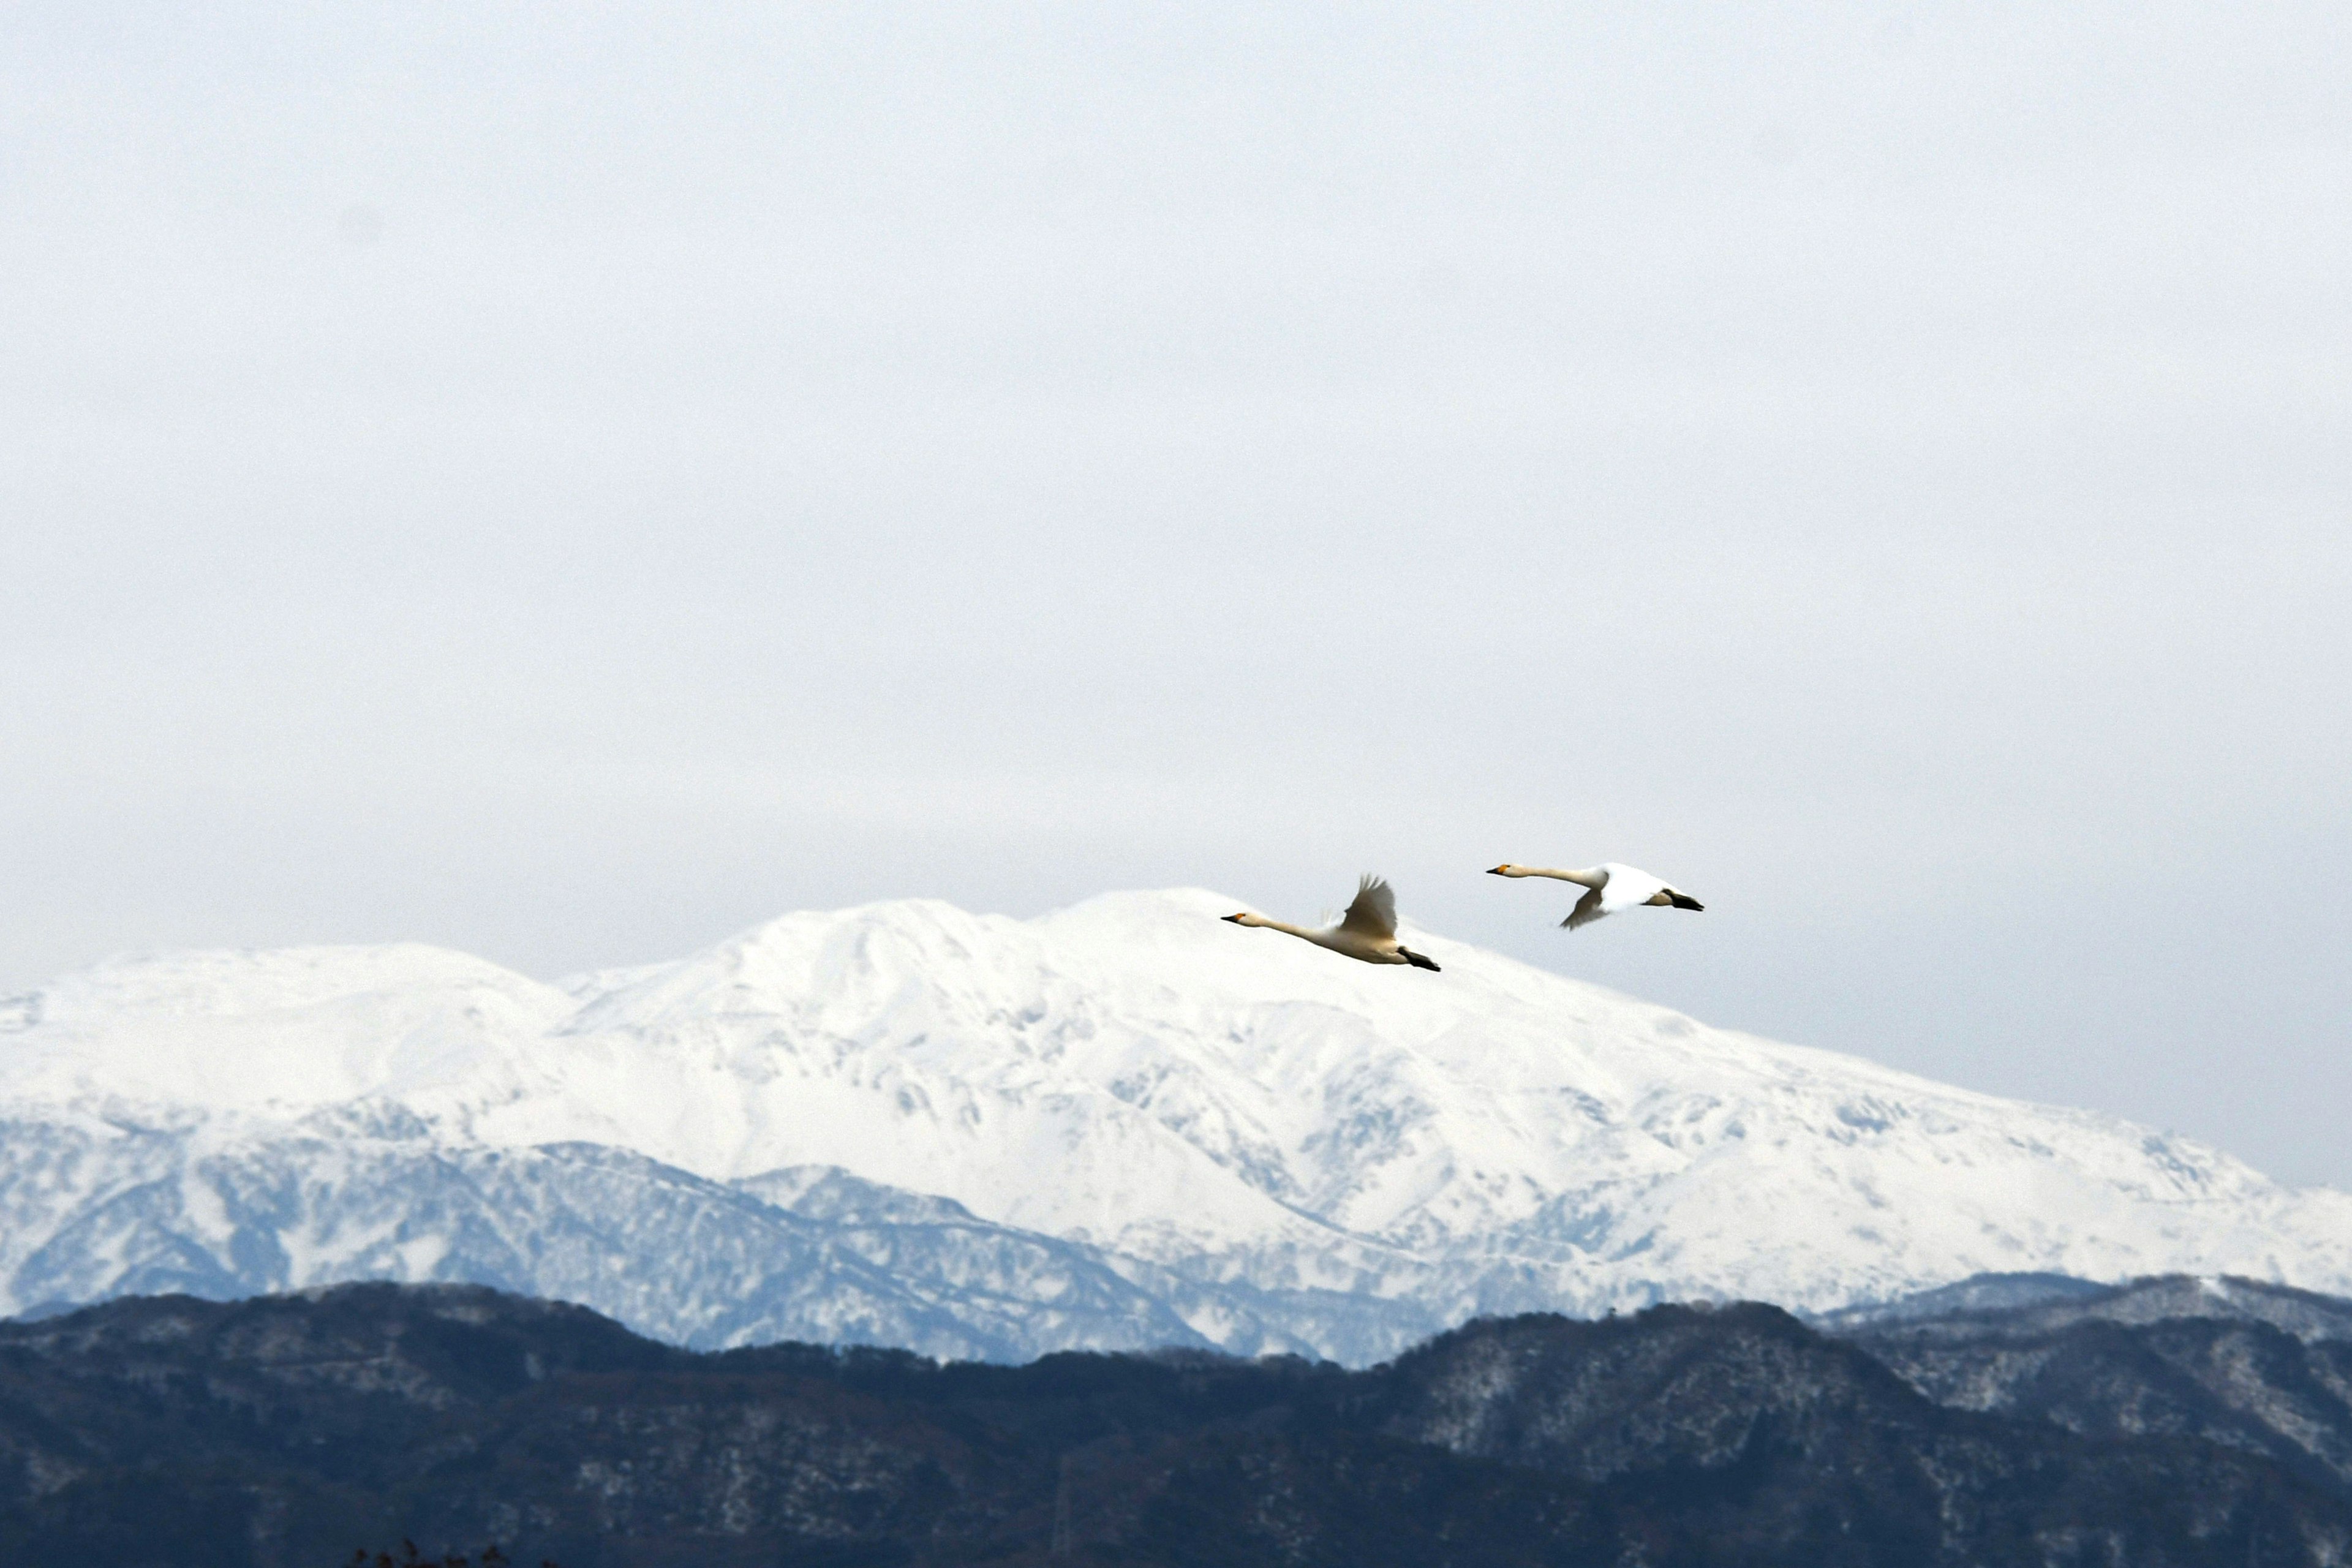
[{"x1": 346, "y1": 1545, "x2": 550, "y2": 1568}]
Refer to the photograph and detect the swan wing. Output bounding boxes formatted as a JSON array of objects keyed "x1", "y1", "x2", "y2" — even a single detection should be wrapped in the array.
[
  {"x1": 1598, "y1": 862, "x2": 1669, "y2": 912},
  {"x1": 1561, "y1": 884, "x2": 1608, "y2": 929},
  {"x1": 1340, "y1": 875, "x2": 1399, "y2": 940}
]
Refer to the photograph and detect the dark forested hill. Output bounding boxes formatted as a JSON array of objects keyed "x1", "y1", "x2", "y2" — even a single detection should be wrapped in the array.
[
  {"x1": 1832, "y1": 1273, "x2": 2352, "y2": 1501},
  {"x1": 2, "y1": 1282, "x2": 2349, "y2": 1567}
]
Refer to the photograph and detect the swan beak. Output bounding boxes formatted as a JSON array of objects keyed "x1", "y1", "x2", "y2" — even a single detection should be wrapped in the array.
[
  {"x1": 1221, "y1": 913, "x2": 1248, "y2": 923},
  {"x1": 1669, "y1": 892, "x2": 1704, "y2": 911},
  {"x1": 1486, "y1": 865, "x2": 1510, "y2": 876}
]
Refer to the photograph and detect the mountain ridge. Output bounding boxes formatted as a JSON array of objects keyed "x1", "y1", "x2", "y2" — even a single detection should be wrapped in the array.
[
  {"x1": 3, "y1": 887, "x2": 2348, "y2": 1362},
  {"x1": 2, "y1": 1281, "x2": 2347, "y2": 1567}
]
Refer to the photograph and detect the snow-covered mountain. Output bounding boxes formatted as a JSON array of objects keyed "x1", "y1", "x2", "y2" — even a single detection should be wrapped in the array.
[{"x1": 4, "y1": 888, "x2": 2348, "y2": 1363}]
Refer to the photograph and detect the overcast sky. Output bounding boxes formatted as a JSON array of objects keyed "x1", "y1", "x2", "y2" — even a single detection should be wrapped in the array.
[{"x1": 5, "y1": 3, "x2": 2348, "y2": 1184}]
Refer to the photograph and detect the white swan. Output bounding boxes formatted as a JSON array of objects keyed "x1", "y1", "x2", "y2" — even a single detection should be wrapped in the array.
[
  {"x1": 1488, "y1": 862, "x2": 1705, "y2": 930},
  {"x1": 1222, "y1": 876, "x2": 1442, "y2": 970}
]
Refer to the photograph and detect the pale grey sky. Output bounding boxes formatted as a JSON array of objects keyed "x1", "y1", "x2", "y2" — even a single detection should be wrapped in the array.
[{"x1": 5, "y1": 4, "x2": 2348, "y2": 1182}]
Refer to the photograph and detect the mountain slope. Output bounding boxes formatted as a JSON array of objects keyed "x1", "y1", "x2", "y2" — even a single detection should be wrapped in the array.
[
  {"x1": 4, "y1": 888, "x2": 2350, "y2": 1360},
  {"x1": 1826, "y1": 1273, "x2": 2352, "y2": 1497},
  {"x1": 2, "y1": 1284, "x2": 2345, "y2": 1568}
]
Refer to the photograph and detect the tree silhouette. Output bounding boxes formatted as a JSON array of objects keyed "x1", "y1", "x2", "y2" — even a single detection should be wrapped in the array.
[{"x1": 344, "y1": 1542, "x2": 545, "y2": 1567}]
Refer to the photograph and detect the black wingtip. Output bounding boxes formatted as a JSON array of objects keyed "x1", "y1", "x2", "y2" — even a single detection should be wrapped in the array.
[{"x1": 1401, "y1": 949, "x2": 1441, "y2": 971}]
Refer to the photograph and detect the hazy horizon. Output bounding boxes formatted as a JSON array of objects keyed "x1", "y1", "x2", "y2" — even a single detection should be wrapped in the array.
[{"x1": 5, "y1": 4, "x2": 2348, "y2": 1185}]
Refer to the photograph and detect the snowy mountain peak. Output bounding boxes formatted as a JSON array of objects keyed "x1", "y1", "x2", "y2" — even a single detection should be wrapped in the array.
[
  {"x1": 1, "y1": 942, "x2": 568, "y2": 1118},
  {"x1": 2, "y1": 888, "x2": 2348, "y2": 1363}
]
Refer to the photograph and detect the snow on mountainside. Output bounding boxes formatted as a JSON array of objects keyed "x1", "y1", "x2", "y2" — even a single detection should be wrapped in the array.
[{"x1": 3, "y1": 888, "x2": 2350, "y2": 1363}]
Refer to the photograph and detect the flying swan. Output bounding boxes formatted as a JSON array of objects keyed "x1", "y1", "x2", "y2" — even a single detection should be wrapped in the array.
[
  {"x1": 1222, "y1": 876, "x2": 1442, "y2": 970},
  {"x1": 1488, "y1": 862, "x2": 1705, "y2": 930}
]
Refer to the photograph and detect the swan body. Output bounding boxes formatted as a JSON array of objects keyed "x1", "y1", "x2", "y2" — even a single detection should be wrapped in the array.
[
  {"x1": 1222, "y1": 876, "x2": 1441, "y2": 970},
  {"x1": 1488, "y1": 862, "x2": 1704, "y2": 930}
]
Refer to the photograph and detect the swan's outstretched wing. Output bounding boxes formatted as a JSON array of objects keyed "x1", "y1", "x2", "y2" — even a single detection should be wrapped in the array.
[
  {"x1": 1340, "y1": 875, "x2": 1399, "y2": 939},
  {"x1": 1562, "y1": 883, "x2": 1608, "y2": 930},
  {"x1": 1597, "y1": 863, "x2": 1667, "y2": 908}
]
